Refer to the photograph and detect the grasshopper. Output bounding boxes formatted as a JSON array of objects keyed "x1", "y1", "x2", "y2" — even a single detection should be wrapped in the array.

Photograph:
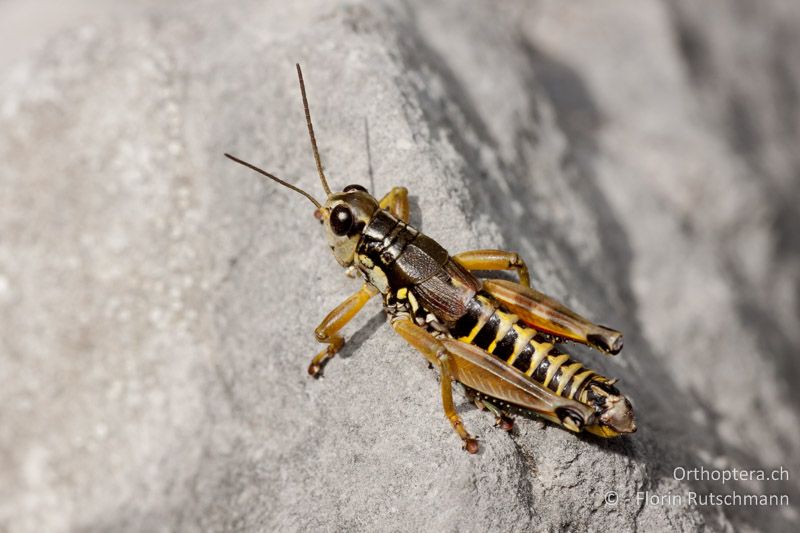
[{"x1": 225, "y1": 64, "x2": 636, "y2": 453}]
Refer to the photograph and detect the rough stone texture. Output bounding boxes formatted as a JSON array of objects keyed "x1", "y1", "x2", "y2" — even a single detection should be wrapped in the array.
[{"x1": 2, "y1": 1, "x2": 799, "y2": 531}]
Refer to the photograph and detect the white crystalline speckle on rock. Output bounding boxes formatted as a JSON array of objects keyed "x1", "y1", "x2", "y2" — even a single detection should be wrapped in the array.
[{"x1": 1, "y1": 1, "x2": 800, "y2": 532}]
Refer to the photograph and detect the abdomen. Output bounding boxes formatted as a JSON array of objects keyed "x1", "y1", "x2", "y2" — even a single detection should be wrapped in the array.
[{"x1": 450, "y1": 292, "x2": 620, "y2": 419}]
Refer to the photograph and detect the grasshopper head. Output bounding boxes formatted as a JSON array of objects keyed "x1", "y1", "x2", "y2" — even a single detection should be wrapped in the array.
[{"x1": 317, "y1": 184, "x2": 379, "y2": 267}]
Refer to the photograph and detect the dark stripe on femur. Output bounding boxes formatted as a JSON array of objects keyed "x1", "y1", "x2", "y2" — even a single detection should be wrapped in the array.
[
  {"x1": 512, "y1": 343, "x2": 534, "y2": 373},
  {"x1": 451, "y1": 298, "x2": 483, "y2": 339},
  {"x1": 492, "y1": 326, "x2": 517, "y2": 358},
  {"x1": 473, "y1": 312, "x2": 501, "y2": 350}
]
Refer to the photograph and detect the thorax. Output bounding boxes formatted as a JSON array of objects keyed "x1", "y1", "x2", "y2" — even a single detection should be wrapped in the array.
[{"x1": 355, "y1": 209, "x2": 481, "y2": 325}]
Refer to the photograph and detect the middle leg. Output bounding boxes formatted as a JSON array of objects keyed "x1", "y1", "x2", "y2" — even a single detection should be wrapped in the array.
[{"x1": 453, "y1": 249, "x2": 531, "y2": 287}]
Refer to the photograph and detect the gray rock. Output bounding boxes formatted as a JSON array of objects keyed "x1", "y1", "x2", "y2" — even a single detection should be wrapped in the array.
[{"x1": 1, "y1": 1, "x2": 799, "y2": 531}]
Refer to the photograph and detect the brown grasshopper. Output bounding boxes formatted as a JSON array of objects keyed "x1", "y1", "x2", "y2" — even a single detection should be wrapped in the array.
[{"x1": 225, "y1": 64, "x2": 635, "y2": 453}]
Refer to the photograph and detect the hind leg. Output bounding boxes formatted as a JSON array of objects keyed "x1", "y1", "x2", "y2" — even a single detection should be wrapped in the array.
[{"x1": 392, "y1": 316, "x2": 479, "y2": 453}]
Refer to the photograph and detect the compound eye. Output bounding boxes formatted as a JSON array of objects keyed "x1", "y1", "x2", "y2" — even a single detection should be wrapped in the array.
[
  {"x1": 343, "y1": 184, "x2": 367, "y2": 193},
  {"x1": 330, "y1": 204, "x2": 354, "y2": 236}
]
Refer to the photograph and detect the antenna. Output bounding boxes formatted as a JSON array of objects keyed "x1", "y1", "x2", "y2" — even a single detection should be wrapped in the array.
[
  {"x1": 224, "y1": 153, "x2": 322, "y2": 209},
  {"x1": 364, "y1": 116, "x2": 375, "y2": 194},
  {"x1": 296, "y1": 63, "x2": 332, "y2": 196}
]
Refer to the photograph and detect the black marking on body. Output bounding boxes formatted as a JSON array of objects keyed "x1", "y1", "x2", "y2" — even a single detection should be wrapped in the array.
[
  {"x1": 532, "y1": 355, "x2": 550, "y2": 382},
  {"x1": 451, "y1": 298, "x2": 483, "y2": 338},
  {"x1": 562, "y1": 370, "x2": 590, "y2": 399},
  {"x1": 451, "y1": 292, "x2": 615, "y2": 408},
  {"x1": 380, "y1": 220, "x2": 417, "y2": 265},
  {"x1": 473, "y1": 313, "x2": 501, "y2": 350},
  {"x1": 513, "y1": 344, "x2": 534, "y2": 374},
  {"x1": 492, "y1": 328, "x2": 517, "y2": 358},
  {"x1": 362, "y1": 210, "x2": 399, "y2": 253},
  {"x1": 358, "y1": 209, "x2": 458, "y2": 295},
  {"x1": 585, "y1": 379, "x2": 622, "y2": 409},
  {"x1": 360, "y1": 210, "x2": 418, "y2": 268},
  {"x1": 549, "y1": 364, "x2": 564, "y2": 392},
  {"x1": 359, "y1": 209, "x2": 478, "y2": 323}
]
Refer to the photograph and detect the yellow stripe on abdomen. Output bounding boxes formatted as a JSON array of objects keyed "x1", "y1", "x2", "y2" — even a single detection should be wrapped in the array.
[{"x1": 450, "y1": 293, "x2": 613, "y2": 404}]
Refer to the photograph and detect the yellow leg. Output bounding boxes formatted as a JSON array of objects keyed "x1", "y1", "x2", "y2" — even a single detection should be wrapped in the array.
[
  {"x1": 453, "y1": 249, "x2": 531, "y2": 287},
  {"x1": 309, "y1": 283, "x2": 378, "y2": 377},
  {"x1": 379, "y1": 186, "x2": 409, "y2": 222},
  {"x1": 392, "y1": 316, "x2": 479, "y2": 453}
]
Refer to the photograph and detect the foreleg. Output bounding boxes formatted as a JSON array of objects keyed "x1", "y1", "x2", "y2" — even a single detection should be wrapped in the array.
[
  {"x1": 379, "y1": 186, "x2": 409, "y2": 222},
  {"x1": 308, "y1": 283, "x2": 378, "y2": 377}
]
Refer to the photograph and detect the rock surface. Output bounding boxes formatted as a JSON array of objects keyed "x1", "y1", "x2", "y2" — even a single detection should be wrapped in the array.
[{"x1": 1, "y1": 1, "x2": 799, "y2": 531}]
